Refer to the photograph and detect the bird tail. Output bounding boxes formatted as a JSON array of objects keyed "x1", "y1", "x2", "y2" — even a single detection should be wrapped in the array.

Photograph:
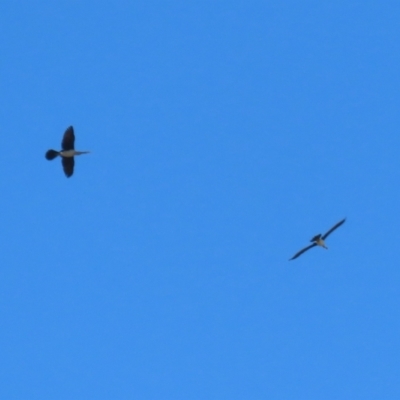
[{"x1": 45, "y1": 150, "x2": 59, "y2": 160}]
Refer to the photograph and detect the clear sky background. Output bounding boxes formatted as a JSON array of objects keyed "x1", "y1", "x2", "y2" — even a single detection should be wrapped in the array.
[{"x1": 1, "y1": 1, "x2": 400, "y2": 399}]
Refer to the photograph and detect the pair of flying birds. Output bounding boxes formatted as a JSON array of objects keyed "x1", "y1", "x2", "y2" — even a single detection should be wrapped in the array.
[{"x1": 45, "y1": 127, "x2": 345, "y2": 260}]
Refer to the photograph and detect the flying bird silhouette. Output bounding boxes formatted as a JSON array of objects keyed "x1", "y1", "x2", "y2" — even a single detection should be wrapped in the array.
[
  {"x1": 289, "y1": 218, "x2": 346, "y2": 260},
  {"x1": 45, "y1": 126, "x2": 89, "y2": 178}
]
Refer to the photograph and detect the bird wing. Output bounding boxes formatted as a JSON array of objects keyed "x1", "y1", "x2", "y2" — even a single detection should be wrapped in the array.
[
  {"x1": 322, "y1": 218, "x2": 346, "y2": 240},
  {"x1": 62, "y1": 157, "x2": 74, "y2": 178},
  {"x1": 289, "y1": 243, "x2": 317, "y2": 260},
  {"x1": 61, "y1": 126, "x2": 75, "y2": 150}
]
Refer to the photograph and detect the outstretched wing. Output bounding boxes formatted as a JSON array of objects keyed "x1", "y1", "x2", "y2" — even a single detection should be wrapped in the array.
[
  {"x1": 289, "y1": 243, "x2": 317, "y2": 260},
  {"x1": 322, "y1": 218, "x2": 346, "y2": 240},
  {"x1": 62, "y1": 157, "x2": 74, "y2": 178},
  {"x1": 62, "y1": 126, "x2": 75, "y2": 150}
]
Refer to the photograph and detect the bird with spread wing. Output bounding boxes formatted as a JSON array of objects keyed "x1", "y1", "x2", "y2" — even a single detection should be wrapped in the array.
[
  {"x1": 289, "y1": 218, "x2": 346, "y2": 260},
  {"x1": 45, "y1": 126, "x2": 90, "y2": 178}
]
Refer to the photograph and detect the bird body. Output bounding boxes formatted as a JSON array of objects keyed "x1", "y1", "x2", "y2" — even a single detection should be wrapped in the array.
[
  {"x1": 311, "y1": 234, "x2": 327, "y2": 249},
  {"x1": 60, "y1": 149, "x2": 89, "y2": 158},
  {"x1": 45, "y1": 126, "x2": 89, "y2": 177},
  {"x1": 315, "y1": 237, "x2": 327, "y2": 249},
  {"x1": 289, "y1": 218, "x2": 346, "y2": 260}
]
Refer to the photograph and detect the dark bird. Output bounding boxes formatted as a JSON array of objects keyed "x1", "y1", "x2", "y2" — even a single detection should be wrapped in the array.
[
  {"x1": 289, "y1": 218, "x2": 346, "y2": 260},
  {"x1": 45, "y1": 126, "x2": 89, "y2": 177}
]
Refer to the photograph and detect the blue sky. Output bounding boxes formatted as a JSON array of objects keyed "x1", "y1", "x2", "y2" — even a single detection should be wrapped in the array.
[{"x1": 1, "y1": 1, "x2": 400, "y2": 398}]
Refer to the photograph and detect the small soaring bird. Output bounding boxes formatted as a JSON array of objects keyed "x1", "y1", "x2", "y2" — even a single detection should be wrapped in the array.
[
  {"x1": 289, "y1": 218, "x2": 346, "y2": 260},
  {"x1": 45, "y1": 126, "x2": 89, "y2": 178}
]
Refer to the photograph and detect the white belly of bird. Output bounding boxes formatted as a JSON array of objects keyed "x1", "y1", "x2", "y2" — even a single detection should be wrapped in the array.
[{"x1": 60, "y1": 150, "x2": 76, "y2": 157}]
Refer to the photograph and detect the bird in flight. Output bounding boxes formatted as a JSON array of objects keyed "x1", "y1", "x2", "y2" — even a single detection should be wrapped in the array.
[
  {"x1": 289, "y1": 218, "x2": 346, "y2": 260},
  {"x1": 45, "y1": 126, "x2": 89, "y2": 178}
]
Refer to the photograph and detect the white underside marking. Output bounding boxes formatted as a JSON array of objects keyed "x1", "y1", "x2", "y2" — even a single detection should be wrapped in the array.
[{"x1": 60, "y1": 150, "x2": 76, "y2": 157}]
